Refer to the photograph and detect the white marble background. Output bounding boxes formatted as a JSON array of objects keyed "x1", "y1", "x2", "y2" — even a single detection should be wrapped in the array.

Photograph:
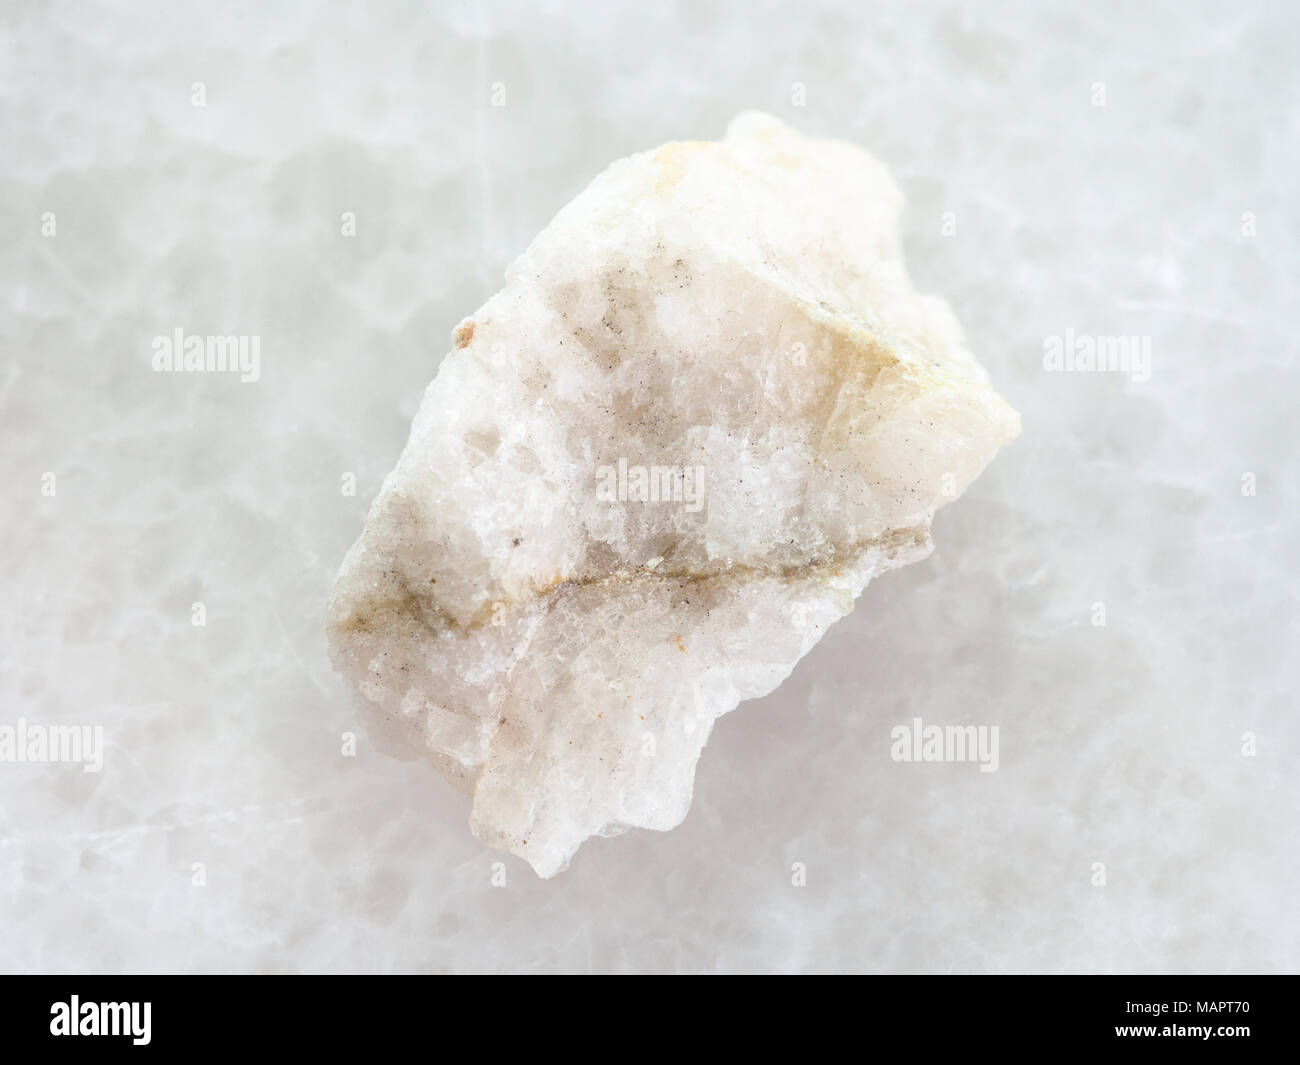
[{"x1": 2, "y1": 0, "x2": 1296, "y2": 973}]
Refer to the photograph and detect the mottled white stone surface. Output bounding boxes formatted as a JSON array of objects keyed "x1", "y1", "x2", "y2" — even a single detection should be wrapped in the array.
[{"x1": 1, "y1": 0, "x2": 1296, "y2": 972}]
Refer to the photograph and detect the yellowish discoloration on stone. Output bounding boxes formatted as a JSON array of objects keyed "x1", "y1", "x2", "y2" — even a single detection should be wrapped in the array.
[{"x1": 652, "y1": 141, "x2": 707, "y2": 192}]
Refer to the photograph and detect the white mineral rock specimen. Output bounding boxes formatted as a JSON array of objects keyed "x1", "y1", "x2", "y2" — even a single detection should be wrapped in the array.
[{"x1": 327, "y1": 112, "x2": 1020, "y2": 877}]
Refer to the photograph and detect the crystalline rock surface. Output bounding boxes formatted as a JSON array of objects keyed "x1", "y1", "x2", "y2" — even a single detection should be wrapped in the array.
[{"x1": 327, "y1": 112, "x2": 1020, "y2": 877}]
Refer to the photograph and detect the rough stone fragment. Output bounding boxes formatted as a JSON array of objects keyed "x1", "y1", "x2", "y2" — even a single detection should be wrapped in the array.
[{"x1": 327, "y1": 112, "x2": 1020, "y2": 877}]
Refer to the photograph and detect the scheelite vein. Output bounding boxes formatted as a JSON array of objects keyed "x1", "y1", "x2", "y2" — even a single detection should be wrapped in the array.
[{"x1": 327, "y1": 112, "x2": 1021, "y2": 877}]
